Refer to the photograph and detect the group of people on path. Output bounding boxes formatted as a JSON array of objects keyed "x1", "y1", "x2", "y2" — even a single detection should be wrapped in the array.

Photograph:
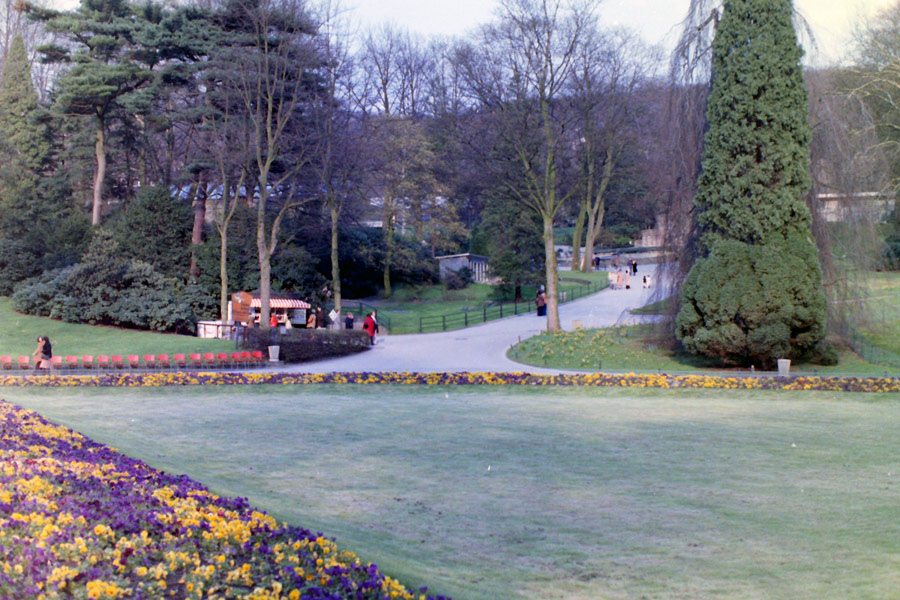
[
  {"x1": 306, "y1": 306, "x2": 380, "y2": 345},
  {"x1": 342, "y1": 309, "x2": 380, "y2": 346},
  {"x1": 302, "y1": 306, "x2": 329, "y2": 330}
]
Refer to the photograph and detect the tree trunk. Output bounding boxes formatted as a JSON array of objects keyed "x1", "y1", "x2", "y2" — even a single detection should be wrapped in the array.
[
  {"x1": 257, "y1": 180, "x2": 271, "y2": 330},
  {"x1": 92, "y1": 119, "x2": 105, "y2": 226},
  {"x1": 219, "y1": 227, "x2": 229, "y2": 323},
  {"x1": 543, "y1": 214, "x2": 560, "y2": 332},
  {"x1": 583, "y1": 198, "x2": 604, "y2": 270},
  {"x1": 582, "y1": 149, "x2": 614, "y2": 270},
  {"x1": 578, "y1": 154, "x2": 595, "y2": 271},
  {"x1": 330, "y1": 199, "x2": 342, "y2": 315},
  {"x1": 382, "y1": 194, "x2": 394, "y2": 298},
  {"x1": 259, "y1": 248, "x2": 271, "y2": 332},
  {"x1": 190, "y1": 179, "x2": 207, "y2": 282},
  {"x1": 581, "y1": 204, "x2": 596, "y2": 271},
  {"x1": 571, "y1": 197, "x2": 588, "y2": 272}
]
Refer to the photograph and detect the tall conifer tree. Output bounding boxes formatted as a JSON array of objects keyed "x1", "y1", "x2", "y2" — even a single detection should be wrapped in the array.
[
  {"x1": 675, "y1": 0, "x2": 827, "y2": 366},
  {"x1": 0, "y1": 34, "x2": 48, "y2": 231}
]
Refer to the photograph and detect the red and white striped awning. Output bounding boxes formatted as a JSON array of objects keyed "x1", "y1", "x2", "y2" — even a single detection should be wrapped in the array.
[{"x1": 250, "y1": 298, "x2": 310, "y2": 309}]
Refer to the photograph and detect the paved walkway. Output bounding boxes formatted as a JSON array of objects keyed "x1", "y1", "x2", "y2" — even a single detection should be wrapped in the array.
[{"x1": 288, "y1": 268, "x2": 661, "y2": 374}]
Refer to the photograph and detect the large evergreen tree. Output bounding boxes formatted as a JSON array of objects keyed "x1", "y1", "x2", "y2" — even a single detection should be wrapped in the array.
[
  {"x1": 675, "y1": 0, "x2": 827, "y2": 366},
  {"x1": 0, "y1": 34, "x2": 49, "y2": 231},
  {"x1": 0, "y1": 34, "x2": 88, "y2": 293}
]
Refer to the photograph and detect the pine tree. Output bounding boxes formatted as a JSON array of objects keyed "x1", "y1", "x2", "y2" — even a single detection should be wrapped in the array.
[
  {"x1": 0, "y1": 34, "x2": 49, "y2": 231},
  {"x1": 0, "y1": 34, "x2": 90, "y2": 294},
  {"x1": 675, "y1": 0, "x2": 827, "y2": 366}
]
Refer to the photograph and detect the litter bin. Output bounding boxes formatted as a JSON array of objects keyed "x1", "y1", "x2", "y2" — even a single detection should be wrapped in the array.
[
  {"x1": 268, "y1": 345, "x2": 280, "y2": 362},
  {"x1": 777, "y1": 358, "x2": 790, "y2": 376}
]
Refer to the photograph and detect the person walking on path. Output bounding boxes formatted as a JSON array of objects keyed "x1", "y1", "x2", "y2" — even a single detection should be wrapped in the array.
[
  {"x1": 306, "y1": 310, "x2": 316, "y2": 329},
  {"x1": 362, "y1": 311, "x2": 379, "y2": 345},
  {"x1": 631, "y1": 259, "x2": 637, "y2": 275},
  {"x1": 32, "y1": 336, "x2": 51, "y2": 373},
  {"x1": 344, "y1": 312, "x2": 355, "y2": 330},
  {"x1": 269, "y1": 313, "x2": 278, "y2": 328},
  {"x1": 315, "y1": 306, "x2": 326, "y2": 329},
  {"x1": 535, "y1": 289, "x2": 547, "y2": 316}
]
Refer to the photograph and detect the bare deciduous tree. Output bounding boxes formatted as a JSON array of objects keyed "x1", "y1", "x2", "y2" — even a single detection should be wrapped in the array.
[
  {"x1": 569, "y1": 27, "x2": 660, "y2": 272},
  {"x1": 228, "y1": 0, "x2": 319, "y2": 329},
  {"x1": 458, "y1": 0, "x2": 595, "y2": 331}
]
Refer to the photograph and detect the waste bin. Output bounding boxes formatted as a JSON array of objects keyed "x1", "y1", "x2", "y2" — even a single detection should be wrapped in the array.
[
  {"x1": 777, "y1": 358, "x2": 790, "y2": 376},
  {"x1": 268, "y1": 345, "x2": 280, "y2": 362}
]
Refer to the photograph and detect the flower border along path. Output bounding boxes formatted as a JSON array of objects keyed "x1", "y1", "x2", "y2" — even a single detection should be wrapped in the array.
[
  {"x1": 1, "y1": 371, "x2": 900, "y2": 392},
  {"x1": 0, "y1": 401, "x2": 447, "y2": 600}
]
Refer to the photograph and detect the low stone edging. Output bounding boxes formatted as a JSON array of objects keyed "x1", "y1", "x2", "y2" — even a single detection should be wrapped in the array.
[{"x1": 0, "y1": 371, "x2": 898, "y2": 392}]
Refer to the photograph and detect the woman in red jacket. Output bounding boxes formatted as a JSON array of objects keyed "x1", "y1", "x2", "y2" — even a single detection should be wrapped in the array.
[{"x1": 362, "y1": 311, "x2": 379, "y2": 345}]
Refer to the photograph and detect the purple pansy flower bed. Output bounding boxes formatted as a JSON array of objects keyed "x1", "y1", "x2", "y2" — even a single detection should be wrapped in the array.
[{"x1": 0, "y1": 401, "x2": 448, "y2": 600}]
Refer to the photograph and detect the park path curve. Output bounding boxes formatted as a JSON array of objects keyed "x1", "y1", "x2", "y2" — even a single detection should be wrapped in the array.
[{"x1": 287, "y1": 268, "x2": 661, "y2": 374}]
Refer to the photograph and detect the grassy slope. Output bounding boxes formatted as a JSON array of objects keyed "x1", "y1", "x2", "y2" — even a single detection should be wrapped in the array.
[
  {"x1": 0, "y1": 298, "x2": 233, "y2": 358},
  {"x1": 8, "y1": 385, "x2": 900, "y2": 600},
  {"x1": 376, "y1": 271, "x2": 609, "y2": 333},
  {"x1": 859, "y1": 271, "x2": 900, "y2": 354},
  {"x1": 509, "y1": 324, "x2": 886, "y2": 375}
]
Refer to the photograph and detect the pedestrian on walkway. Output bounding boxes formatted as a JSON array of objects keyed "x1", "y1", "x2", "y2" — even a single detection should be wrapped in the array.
[
  {"x1": 631, "y1": 259, "x2": 637, "y2": 275},
  {"x1": 362, "y1": 311, "x2": 379, "y2": 345},
  {"x1": 344, "y1": 312, "x2": 355, "y2": 330},
  {"x1": 535, "y1": 289, "x2": 547, "y2": 316}
]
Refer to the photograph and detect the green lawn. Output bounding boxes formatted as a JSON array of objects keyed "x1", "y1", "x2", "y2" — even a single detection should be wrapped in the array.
[
  {"x1": 509, "y1": 324, "x2": 890, "y2": 375},
  {"x1": 7, "y1": 385, "x2": 900, "y2": 600},
  {"x1": 858, "y1": 271, "x2": 900, "y2": 356},
  {"x1": 0, "y1": 297, "x2": 233, "y2": 358},
  {"x1": 374, "y1": 271, "x2": 608, "y2": 333}
]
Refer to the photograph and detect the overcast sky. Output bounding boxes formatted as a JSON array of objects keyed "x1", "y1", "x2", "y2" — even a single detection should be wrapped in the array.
[
  {"x1": 340, "y1": 0, "x2": 896, "y2": 65},
  {"x1": 49, "y1": 0, "x2": 897, "y2": 65}
]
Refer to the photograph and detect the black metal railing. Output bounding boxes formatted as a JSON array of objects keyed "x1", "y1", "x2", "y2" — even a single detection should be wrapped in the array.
[
  {"x1": 415, "y1": 279, "x2": 607, "y2": 333},
  {"x1": 334, "y1": 300, "x2": 392, "y2": 333}
]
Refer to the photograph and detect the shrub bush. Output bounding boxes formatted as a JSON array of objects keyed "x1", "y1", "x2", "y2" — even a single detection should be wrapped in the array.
[
  {"x1": 12, "y1": 232, "x2": 201, "y2": 333},
  {"x1": 676, "y1": 234, "x2": 826, "y2": 367},
  {"x1": 243, "y1": 327, "x2": 370, "y2": 363}
]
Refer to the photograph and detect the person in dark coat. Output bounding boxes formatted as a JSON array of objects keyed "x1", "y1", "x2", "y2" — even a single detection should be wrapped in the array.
[
  {"x1": 631, "y1": 259, "x2": 638, "y2": 275},
  {"x1": 535, "y1": 290, "x2": 547, "y2": 317},
  {"x1": 344, "y1": 312, "x2": 355, "y2": 329},
  {"x1": 32, "y1": 336, "x2": 51, "y2": 372},
  {"x1": 315, "y1": 306, "x2": 326, "y2": 329}
]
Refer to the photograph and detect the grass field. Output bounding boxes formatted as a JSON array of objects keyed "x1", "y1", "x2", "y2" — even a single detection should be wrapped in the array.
[
  {"x1": 508, "y1": 324, "x2": 887, "y2": 375},
  {"x1": 0, "y1": 297, "x2": 233, "y2": 358},
  {"x1": 373, "y1": 271, "x2": 609, "y2": 333},
  {"x1": 7, "y1": 384, "x2": 900, "y2": 599}
]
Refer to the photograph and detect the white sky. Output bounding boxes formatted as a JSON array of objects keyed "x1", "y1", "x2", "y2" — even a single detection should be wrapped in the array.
[
  {"x1": 49, "y1": 0, "x2": 897, "y2": 65},
  {"x1": 342, "y1": 0, "x2": 895, "y2": 65}
]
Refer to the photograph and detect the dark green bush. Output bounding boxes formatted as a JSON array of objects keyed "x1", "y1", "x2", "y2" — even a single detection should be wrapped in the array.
[
  {"x1": 676, "y1": 234, "x2": 826, "y2": 367},
  {"x1": 444, "y1": 266, "x2": 472, "y2": 291},
  {"x1": 810, "y1": 341, "x2": 839, "y2": 366},
  {"x1": 243, "y1": 327, "x2": 370, "y2": 363},
  {"x1": 12, "y1": 232, "x2": 201, "y2": 333},
  {"x1": 109, "y1": 186, "x2": 192, "y2": 278}
]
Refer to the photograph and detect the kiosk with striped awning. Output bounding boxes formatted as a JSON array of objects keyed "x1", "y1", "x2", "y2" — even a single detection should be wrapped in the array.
[
  {"x1": 247, "y1": 293, "x2": 311, "y2": 325},
  {"x1": 198, "y1": 292, "x2": 314, "y2": 339}
]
